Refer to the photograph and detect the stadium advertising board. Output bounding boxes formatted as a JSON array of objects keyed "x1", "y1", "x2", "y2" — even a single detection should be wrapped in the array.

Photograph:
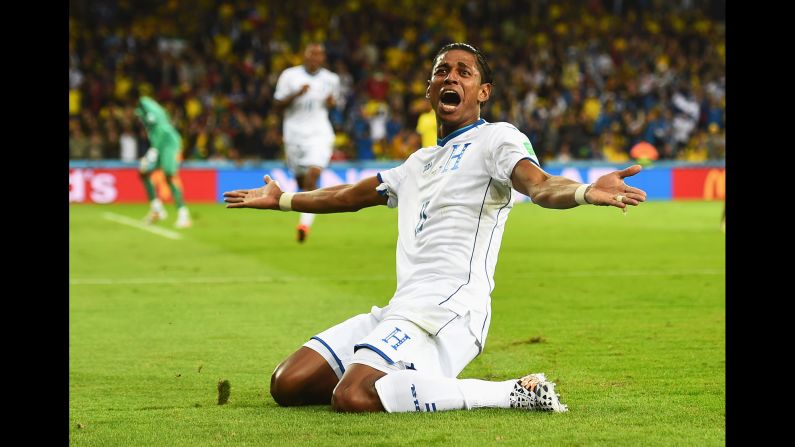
[
  {"x1": 69, "y1": 165, "x2": 721, "y2": 203},
  {"x1": 69, "y1": 168, "x2": 217, "y2": 203},
  {"x1": 216, "y1": 167, "x2": 382, "y2": 202},
  {"x1": 541, "y1": 166, "x2": 673, "y2": 201},
  {"x1": 671, "y1": 167, "x2": 725, "y2": 200}
]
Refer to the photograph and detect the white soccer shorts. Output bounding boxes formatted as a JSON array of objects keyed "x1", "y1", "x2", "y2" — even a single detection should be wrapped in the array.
[
  {"x1": 284, "y1": 138, "x2": 333, "y2": 176},
  {"x1": 303, "y1": 307, "x2": 480, "y2": 380}
]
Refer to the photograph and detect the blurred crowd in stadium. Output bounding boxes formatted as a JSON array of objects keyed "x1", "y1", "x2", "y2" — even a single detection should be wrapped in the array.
[{"x1": 69, "y1": 0, "x2": 725, "y2": 164}]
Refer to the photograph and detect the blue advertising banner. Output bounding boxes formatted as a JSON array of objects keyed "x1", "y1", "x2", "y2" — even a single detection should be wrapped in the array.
[
  {"x1": 72, "y1": 160, "x2": 714, "y2": 203},
  {"x1": 217, "y1": 164, "x2": 673, "y2": 203}
]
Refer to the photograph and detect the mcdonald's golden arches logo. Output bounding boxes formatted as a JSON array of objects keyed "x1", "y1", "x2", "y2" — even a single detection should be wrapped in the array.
[{"x1": 703, "y1": 169, "x2": 725, "y2": 200}]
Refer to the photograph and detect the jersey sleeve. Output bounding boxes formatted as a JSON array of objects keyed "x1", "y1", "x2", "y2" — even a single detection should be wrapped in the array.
[
  {"x1": 485, "y1": 124, "x2": 540, "y2": 187},
  {"x1": 273, "y1": 70, "x2": 291, "y2": 101},
  {"x1": 376, "y1": 161, "x2": 409, "y2": 208}
]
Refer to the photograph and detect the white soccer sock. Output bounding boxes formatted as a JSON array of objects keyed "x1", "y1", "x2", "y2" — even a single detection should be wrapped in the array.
[
  {"x1": 178, "y1": 206, "x2": 190, "y2": 218},
  {"x1": 151, "y1": 198, "x2": 164, "y2": 210},
  {"x1": 373, "y1": 370, "x2": 516, "y2": 413},
  {"x1": 299, "y1": 213, "x2": 315, "y2": 227},
  {"x1": 457, "y1": 378, "x2": 516, "y2": 409}
]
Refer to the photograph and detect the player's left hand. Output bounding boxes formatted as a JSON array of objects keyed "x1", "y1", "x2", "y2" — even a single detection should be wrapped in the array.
[
  {"x1": 585, "y1": 164, "x2": 648, "y2": 210},
  {"x1": 223, "y1": 175, "x2": 284, "y2": 210}
]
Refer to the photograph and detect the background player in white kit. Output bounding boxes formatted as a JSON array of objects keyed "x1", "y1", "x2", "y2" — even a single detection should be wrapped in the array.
[
  {"x1": 225, "y1": 43, "x2": 647, "y2": 413},
  {"x1": 273, "y1": 42, "x2": 341, "y2": 242}
]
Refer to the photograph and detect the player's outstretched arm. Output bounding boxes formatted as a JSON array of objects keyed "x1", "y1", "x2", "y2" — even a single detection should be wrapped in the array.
[
  {"x1": 510, "y1": 160, "x2": 647, "y2": 210},
  {"x1": 223, "y1": 175, "x2": 387, "y2": 213}
]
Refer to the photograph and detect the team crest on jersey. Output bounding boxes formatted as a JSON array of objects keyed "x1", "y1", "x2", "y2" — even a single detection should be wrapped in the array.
[{"x1": 440, "y1": 143, "x2": 471, "y2": 173}]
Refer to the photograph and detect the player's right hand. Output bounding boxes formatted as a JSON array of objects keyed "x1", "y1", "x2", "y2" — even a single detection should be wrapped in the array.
[{"x1": 223, "y1": 175, "x2": 284, "y2": 210}]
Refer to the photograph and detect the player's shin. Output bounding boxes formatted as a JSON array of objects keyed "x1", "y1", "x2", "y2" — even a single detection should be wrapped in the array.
[
  {"x1": 299, "y1": 213, "x2": 315, "y2": 227},
  {"x1": 374, "y1": 370, "x2": 465, "y2": 412},
  {"x1": 142, "y1": 175, "x2": 156, "y2": 201},
  {"x1": 373, "y1": 370, "x2": 516, "y2": 412},
  {"x1": 167, "y1": 180, "x2": 186, "y2": 208}
]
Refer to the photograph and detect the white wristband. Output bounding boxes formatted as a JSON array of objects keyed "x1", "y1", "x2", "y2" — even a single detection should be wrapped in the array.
[
  {"x1": 574, "y1": 183, "x2": 592, "y2": 205},
  {"x1": 278, "y1": 192, "x2": 295, "y2": 211}
]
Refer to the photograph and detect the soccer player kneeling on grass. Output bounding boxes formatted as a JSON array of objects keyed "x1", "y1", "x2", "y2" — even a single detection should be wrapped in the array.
[{"x1": 224, "y1": 43, "x2": 647, "y2": 413}]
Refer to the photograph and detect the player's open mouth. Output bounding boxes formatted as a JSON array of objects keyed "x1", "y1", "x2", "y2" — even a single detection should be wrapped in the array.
[{"x1": 439, "y1": 90, "x2": 461, "y2": 112}]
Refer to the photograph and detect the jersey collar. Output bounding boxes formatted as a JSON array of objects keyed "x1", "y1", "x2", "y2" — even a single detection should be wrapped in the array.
[
  {"x1": 437, "y1": 119, "x2": 486, "y2": 147},
  {"x1": 303, "y1": 66, "x2": 321, "y2": 76}
]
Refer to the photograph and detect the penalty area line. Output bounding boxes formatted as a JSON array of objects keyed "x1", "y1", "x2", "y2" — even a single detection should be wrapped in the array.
[{"x1": 102, "y1": 212, "x2": 183, "y2": 240}]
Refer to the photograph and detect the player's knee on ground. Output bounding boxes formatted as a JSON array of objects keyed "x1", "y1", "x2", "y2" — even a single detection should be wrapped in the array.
[
  {"x1": 270, "y1": 363, "x2": 313, "y2": 406},
  {"x1": 330, "y1": 381, "x2": 383, "y2": 413}
]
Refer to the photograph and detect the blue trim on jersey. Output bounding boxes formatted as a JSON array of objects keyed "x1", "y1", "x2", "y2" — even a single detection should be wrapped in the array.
[
  {"x1": 437, "y1": 119, "x2": 486, "y2": 147},
  {"x1": 438, "y1": 178, "x2": 493, "y2": 306},
  {"x1": 353, "y1": 343, "x2": 396, "y2": 364},
  {"x1": 376, "y1": 173, "x2": 389, "y2": 198},
  {"x1": 310, "y1": 336, "x2": 346, "y2": 374},
  {"x1": 434, "y1": 314, "x2": 459, "y2": 336},
  {"x1": 520, "y1": 156, "x2": 541, "y2": 168},
  {"x1": 484, "y1": 189, "x2": 513, "y2": 292},
  {"x1": 474, "y1": 188, "x2": 511, "y2": 354},
  {"x1": 479, "y1": 309, "x2": 490, "y2": 355}
]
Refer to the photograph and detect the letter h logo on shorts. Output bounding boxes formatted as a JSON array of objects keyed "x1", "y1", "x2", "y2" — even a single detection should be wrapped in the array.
[{"x1": 382, "y1": 327, "x2": 410, "y2": 351}]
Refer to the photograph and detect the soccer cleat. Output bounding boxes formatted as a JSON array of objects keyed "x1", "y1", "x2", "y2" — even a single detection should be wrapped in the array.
[
  {"x1": 296, "y1": 224, "x2": 310, "y2": 243},
  {"x1": 144, "y1": 209, "x2": 167, "y2": 225},
  {"x1": 508, "y1": 373, "x2": 568, "y2": 412},
  {"x1": 174, "y1": 217, "x2": 192, "y2": 229},
  {"x1": 175, "y1": 208, "x2": 192, "y2": 229}
]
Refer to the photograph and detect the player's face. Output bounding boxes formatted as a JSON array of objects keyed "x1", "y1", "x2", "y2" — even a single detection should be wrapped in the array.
[
  {"x1": 304, "y1": 45, "x2": 326, "y2": 73},
  {"x1": 426, "y1": 49, "x2": 491, "y2": 132}
]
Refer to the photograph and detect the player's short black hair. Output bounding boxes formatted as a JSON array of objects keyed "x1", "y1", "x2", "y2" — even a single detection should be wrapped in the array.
[
  {"x1": 305, "y1": 41, "x2": 326, "y2": 51},
  {"x1": 432, "y1": 43, "x2": 493, "y2": 85}
]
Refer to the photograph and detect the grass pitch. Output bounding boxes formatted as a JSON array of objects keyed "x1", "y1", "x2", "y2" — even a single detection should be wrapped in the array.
[{"x1": 69, "y1": 200, "x2": 725, "y2": 446}]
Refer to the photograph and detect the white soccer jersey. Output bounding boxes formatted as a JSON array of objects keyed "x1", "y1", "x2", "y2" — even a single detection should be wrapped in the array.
[
  {"x1": 376, "y1": 119, "x2": 539, "y2": 351},
  {"x1": 274, "y1": 65, "x2": 340, "y2": 143}
]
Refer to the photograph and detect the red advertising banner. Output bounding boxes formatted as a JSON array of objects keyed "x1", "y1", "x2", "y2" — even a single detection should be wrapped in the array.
[
  {"x1": 671, "y1": 167, "x2": 725, "y2": 200},
  {"x1": 69, "y1": 168, "x2": 217, "y2": 203}
]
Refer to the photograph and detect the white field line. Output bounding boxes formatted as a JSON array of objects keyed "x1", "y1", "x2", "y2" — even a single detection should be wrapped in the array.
[
  {"x1": 70, "y1": 269, "x2": 723, "y2": 286},
  {"x1": 102, "y1": 212, "x2": 183, "y2": 240}
]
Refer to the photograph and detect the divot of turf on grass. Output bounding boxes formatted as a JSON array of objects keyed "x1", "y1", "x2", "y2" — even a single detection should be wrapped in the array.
[{"x1": 217, "y1": 379, "x2": 231, "y2": 405}]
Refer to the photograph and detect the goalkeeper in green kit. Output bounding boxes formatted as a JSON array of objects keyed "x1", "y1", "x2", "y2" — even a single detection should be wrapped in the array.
[{"x1": 135, "y1": 95, "x2": 192, "y2": 228}]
